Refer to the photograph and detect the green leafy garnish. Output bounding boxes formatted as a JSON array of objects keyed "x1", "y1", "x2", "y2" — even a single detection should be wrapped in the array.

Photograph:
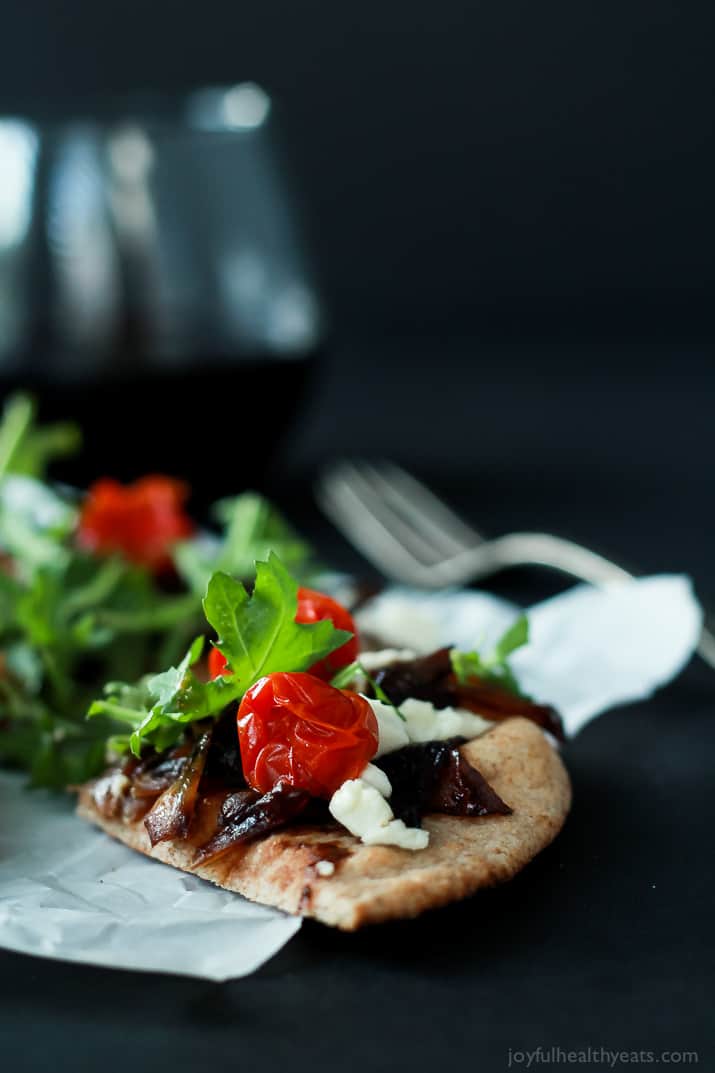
[
  {"x1": 87, "y1": 553, "x2": 353, "y2": 757},
  {"x1": 206, "y1": 554, "x2": 350, "y2": 684},
  {"x1": 0, "y1": 397, "x2": 320, "y2": 787},
  {"x1": 88, "y1": 636, "x2": 237, "y2": 757},
  {"x1": 174, "y1": 492, "x2": 313, "y2": 595},
  {"x1": 0, "y1": 393, "x2": 80, "y2": 480},
  {"x1": 450, "y1": 615, "x2": 530, "y2": 696}
]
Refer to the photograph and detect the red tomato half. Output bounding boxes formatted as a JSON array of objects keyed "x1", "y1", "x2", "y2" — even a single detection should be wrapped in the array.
[
  {"x1": 77, "y1": 476, "x2": 194, "y2": 574},
  {"x1": 237, "y1": 672, "x2": 378, "y2": 797},
  {"x1": 208, "y1": 586, "x2": 358, "y2": 681}
]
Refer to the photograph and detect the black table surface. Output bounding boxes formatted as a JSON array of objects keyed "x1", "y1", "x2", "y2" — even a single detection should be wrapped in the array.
[{"x1": 2, "y1": 341, "x2": 714, "y2": 1072}]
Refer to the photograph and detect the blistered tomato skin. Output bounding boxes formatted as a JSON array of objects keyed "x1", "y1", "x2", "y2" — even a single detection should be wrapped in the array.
[
  {"x1": 294, "y1": 587, "x2": 359, "y2": 679},
  {"x1": 208, "y1": 587, "x2": 359, "y2": 682},
  {"x1": 77, "y1": 476, "x2": 194, "y2": 573},
  {"x1": 237, "y1": 672, "x2": 378, "y2": 797}
]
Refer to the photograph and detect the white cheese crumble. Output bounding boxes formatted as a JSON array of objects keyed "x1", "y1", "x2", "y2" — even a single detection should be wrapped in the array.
[
  {"x1": 398, "y1": 697, "x2": 493, "y2": 744},
  {"x1": 368, "y1": 698, "x2": 411, "y2": 757},
  {"x1": 330, "y1": 778, "x2": 393, "y2": 833},
  {"x1": 359, "y1": 762, "x2": 393, "y2": 797},
  {"x1": 363, "y1": 695, "x2": 493, "y2": 757},
  {"x1": 315, "y1": 860, "x2": 335, "y2": 877},
  {"x1": 362, "y1": 820, "x2": 429, "y2": 851},
  {"x1": 328, "y1": 772, "x2": 428, "y2": 852}
]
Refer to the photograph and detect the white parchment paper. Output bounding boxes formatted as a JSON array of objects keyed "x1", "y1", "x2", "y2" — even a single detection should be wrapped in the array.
[
  {"x1": 357, "y1": 573, "x2": 703, "y2": 736},
  {"x1": 0, "y1": 574, "x2": 702, "y2": 979}
]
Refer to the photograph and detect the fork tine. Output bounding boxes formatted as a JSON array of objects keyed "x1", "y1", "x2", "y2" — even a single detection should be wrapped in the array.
[
  {"x1": 335, "y1": 462, "x2": 452, "y2": 563},
  {"x1": 320, "y1": 461, "x2": 441, "y2": 564},
  {"x1": 357, "y1": 461, "x2": 483, "y2": 556},
  {"x1": 316, "y1": 463, "x2": 437, "y2": 584}
]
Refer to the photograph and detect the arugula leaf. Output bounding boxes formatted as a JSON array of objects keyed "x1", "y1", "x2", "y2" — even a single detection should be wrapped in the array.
[
  {"x1": 174, "y1": 492, "x2": 313, "y2": 594},
  {"x1": 87, "y1": 636, "x2": 239, "y2": 757},
  {"x1": 0, "y1": 540, "x2": 203, "y2": 782},
  {"x1": 492, "y1": 615, "x2": 529, "y2": 661},
  {"x1": 329, "y1": 661, "x2": 362, "y2": 689},
  {"x1": 214, "y1": 493, "x2": 312, "y2": 577},
  {"x1": 87, "y1": 554, "x2": 353, "y2": 758},
  {"x1": 450, "y1": 614, "x2": 530, "y2": 696},
  {"x1": 204, "y1": 553, "x2": 351, "y2": 689},
  {"x1": 0, "y1": 393, "x2": 80, "y2": 480}
]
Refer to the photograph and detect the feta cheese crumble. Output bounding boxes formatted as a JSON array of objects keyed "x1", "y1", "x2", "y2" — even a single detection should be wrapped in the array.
[
  {"x1": 397, "y1": 697, "x2": 493, "y2": 744},
  {"x1": 364, "y1": 695, "x2": 492, "y2": 757},
  {"x1": 359, "y1": 762, "x2": 393, "y2": 797},
  {"x1": 328, "y1": 768, "x2": 428, "y2": 852},
  {"x1": 368, "y1": 698, "x2": 411, "y2": 757}
]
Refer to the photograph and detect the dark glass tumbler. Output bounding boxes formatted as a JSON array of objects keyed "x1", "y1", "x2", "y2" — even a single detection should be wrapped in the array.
[{"x1": 0, "y1": 84, "x2": 324, "y2": 506}]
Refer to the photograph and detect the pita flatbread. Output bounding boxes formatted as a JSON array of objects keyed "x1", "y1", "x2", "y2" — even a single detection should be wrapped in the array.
[{"x1": 77, "y1": 717, "x2": 571, "y2": 930}]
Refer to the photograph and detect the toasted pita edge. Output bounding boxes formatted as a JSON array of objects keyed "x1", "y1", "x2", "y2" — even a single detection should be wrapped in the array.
[{"x1": 77, "y1": 717, "x2": 571, "y2": 930}]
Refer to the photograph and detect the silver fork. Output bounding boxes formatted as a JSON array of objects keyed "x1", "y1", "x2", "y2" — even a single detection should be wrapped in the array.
[{"x1": 316, "y1": 459, "x2": 715, "y2": 670}]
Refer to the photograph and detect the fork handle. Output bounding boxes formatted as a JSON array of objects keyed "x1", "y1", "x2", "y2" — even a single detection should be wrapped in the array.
[
  {"x1": 481, "y1": 531, "x2": 633, "y2": 585},
  {"x1": 439, "y1": 531, "x2": 715, "y2": 670}
]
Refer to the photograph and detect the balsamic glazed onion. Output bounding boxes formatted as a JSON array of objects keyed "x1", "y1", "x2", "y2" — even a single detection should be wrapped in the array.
[
  {"x1": 144, "y1": 729, "x2": 212, "y2": 846},
  {"x1": 193, "y1": 786, "x2": 312, "y2": 865},
  {"x1": 375, "y1": 737, "x2": 512, "y2": 828}
]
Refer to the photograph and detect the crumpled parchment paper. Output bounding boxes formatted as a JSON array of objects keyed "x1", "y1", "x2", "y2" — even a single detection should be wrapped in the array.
[{"x1": 0, "y1": 574, "x2": 702, "y2": 979}]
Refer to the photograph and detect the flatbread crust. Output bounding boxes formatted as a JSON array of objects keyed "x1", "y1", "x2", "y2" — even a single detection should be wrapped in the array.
[{"x1": 77, "y1": 717, "x2": 571, "y2": 930}]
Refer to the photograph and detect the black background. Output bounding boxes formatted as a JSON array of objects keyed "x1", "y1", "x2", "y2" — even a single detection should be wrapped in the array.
[
  {"x1": 0, "y1": 0, "x2": 713, "y2": 341},
  {"x1": 1, "y1": 3, "x2": 714, "y2": 1070}
]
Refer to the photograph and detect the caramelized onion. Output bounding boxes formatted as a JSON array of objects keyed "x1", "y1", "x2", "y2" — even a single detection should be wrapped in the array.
[
  {"x1": 375, "y1": 737, "x2": 512, "y2": 828},
  {"x1": 144, "y1": 729, "x2": 212, "y2": 846},
  {"x1": 130, "y1": 754, "x2": 190, "y2": 798},
  {"x1": 194, "y1": 784, "x2": 311, "y2": 865},
  {"x1": 372, "y1": 647, "x2": 455, "y2": 708}
]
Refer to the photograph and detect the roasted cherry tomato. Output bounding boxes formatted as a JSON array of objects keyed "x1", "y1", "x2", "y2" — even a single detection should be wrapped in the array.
[
  {"x1": 208, "y1": 645, "x2": 230, "y2": 681},
  {"x1": 208, "y1": 586, "x2": 358, "y2": 681},
  {"x1": 77, "y1": 476, "x2": 194, "y2": 573},
  {"x1": 237, "y1": 672, "x2": 378, "y2": 797},
  {"x1": 294, "y1": 587, "x2": 358, "y2": 679}
]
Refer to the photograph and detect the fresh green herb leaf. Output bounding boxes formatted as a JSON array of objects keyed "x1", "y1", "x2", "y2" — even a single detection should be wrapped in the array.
[
  {"x1": 214, "y1": 492, "x2": 312, "y2": 578},
  {"x1": 329, "y1": 660, "x2": 362, "y2": 689},
  {"x1": 204, "y1": 553, "x2": 351, "y2": 690},
  {"x1": 174, "y1": 492, "x2": 313, "y2": 594},
  {"x1": 492, "y1": 615, "x2": 529, "y2": 661},
  {"x1": 87, "y1": 635, "x2": 238, "y2": 757},
  {"x1": 450, "y1": 615, "x2": 530, "y2": 696},
  {"x1": 0, "y1": 393, "x2": 80, "y2": 480}
]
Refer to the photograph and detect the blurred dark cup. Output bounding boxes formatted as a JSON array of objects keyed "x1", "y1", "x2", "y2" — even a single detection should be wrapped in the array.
[{"x1": 0, "y1": 85, "x2": 324, "y2": 507}]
